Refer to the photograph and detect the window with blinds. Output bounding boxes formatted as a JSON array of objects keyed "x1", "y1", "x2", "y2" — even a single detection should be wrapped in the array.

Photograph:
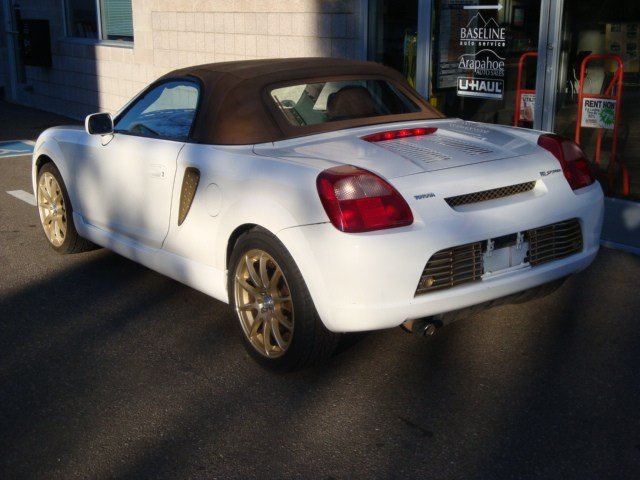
[{"x1": 100, "y1": 0, "x2": 134, "y2": 41}]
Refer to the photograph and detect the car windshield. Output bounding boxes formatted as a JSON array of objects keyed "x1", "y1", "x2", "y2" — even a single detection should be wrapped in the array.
[{"x1": 270, "y1": 79, "x2": 420, "y2": 127}]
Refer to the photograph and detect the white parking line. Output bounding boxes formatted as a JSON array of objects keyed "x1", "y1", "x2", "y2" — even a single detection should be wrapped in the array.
[{"x1": 7, "y1": 190, "x2": 36, "y2": 206}]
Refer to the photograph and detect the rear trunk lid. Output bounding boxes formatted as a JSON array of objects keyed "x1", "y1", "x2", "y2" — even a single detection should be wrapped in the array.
[{"x1": 254, "y1": 119, "x2": 544, "y2": 179}]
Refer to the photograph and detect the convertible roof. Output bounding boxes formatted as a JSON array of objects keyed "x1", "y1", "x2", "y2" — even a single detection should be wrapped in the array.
[{"x1": 158, "y1": 57, "x2": 442, "y2": 145}]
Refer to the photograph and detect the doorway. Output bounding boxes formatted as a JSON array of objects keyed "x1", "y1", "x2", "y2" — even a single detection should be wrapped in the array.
[
  {"x1": 552, "y1": 0, "x2": 640, "y2": 198},
  {"x1": 1, "y1": 0, "x2": 25, "y2": 102}
]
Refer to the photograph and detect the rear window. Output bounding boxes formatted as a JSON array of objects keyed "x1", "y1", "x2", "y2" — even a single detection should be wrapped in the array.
[{"x1": 269, "y1": 79, "x2": 421, "y2": 127}]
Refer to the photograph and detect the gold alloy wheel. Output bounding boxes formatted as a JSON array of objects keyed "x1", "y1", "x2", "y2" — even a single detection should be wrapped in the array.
[
  {"x1": 37, "y1": 172, "x2": 67, "y2": 247},
  {"x1": 234, "y1": 249, "x2": 294, "y2": 358}
]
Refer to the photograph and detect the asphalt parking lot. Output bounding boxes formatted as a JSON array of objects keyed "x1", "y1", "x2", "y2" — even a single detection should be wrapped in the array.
[{"x1": 1, "y1": 101, "x2": 640, "y2": 479}]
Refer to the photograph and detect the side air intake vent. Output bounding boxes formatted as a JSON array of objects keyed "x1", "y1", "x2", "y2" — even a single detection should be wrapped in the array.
[{"x1": 178, "y1": 167, "x2": 200, "y2": 226}]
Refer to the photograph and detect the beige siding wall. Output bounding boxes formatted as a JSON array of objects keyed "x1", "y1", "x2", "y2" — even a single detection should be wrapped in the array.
[{"x1": 8, "y1": 0, "x2": 361, "y2": 119}]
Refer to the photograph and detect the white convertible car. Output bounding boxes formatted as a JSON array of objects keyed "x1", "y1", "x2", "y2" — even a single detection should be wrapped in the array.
[{"x1": 33, "y1": 58, "x2": 603, "y2": 370}]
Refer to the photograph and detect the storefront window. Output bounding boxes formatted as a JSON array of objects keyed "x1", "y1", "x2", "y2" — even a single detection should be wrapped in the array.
[
  {"x1": 368, "y1": 0, "x2": 639, "y2": 199},
  {"x1": 430, "y1": 0, "x2": 540, "y2": 127},
  {"x1": 553, "y1": 0, "x2": 640, "y2": 198}
]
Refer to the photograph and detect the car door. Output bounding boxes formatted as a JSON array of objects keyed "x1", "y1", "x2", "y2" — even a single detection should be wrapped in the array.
[{"x1": 75, "y1": 79, "x2": 200, "y2": 249}]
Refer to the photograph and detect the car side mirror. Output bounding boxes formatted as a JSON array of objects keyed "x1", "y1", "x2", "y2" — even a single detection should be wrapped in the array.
[{"x1": 85, "y1": 112, "x2": 114, "y2": 135}]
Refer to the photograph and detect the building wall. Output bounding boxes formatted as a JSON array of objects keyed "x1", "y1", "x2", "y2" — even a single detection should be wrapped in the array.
[
  {"x1": 0, "y1": 4, "x2": 7, "y2": 99},
  {"x1": 9, "y1": 0, "x2": 362, "y2": 119}
]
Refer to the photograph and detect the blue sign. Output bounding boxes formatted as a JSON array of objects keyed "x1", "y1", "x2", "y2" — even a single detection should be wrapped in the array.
[{"x1": 0, "y1": 140, "x2": 34, "y2": 158}]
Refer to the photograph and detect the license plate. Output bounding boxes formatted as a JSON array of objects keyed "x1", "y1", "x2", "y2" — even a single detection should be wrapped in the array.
[{"x1": 483, "y1": 233, "x2": 528, "y2": 274}]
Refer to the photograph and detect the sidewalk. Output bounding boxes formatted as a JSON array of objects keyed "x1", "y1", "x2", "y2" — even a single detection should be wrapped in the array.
[{"x1": 0, "y1": 100, "x2": 79, "y2": 142}]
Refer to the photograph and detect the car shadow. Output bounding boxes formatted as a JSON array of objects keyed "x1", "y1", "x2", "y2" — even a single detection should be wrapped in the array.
[{"x1": 1, "y1": 247, "x2": 639, "y2": 479}]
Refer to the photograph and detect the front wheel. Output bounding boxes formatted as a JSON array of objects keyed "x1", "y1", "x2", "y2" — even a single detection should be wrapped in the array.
[
  {"x1": 228, "y1": 228, "x2": 340, "y2": 372},
  {"x1": 36, "y1": 162, "x2": 96, "y2": 254}
]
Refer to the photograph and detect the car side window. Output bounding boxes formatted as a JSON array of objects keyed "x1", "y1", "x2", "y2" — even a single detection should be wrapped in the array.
[{"x1": 114, "y1": 80, "x2": 199, "y2": 141}]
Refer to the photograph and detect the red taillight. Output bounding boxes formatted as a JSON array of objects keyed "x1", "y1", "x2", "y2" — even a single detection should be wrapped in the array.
[
  {"x1": 362, "y1": 127, "x2": 437, "y2": 142},
  {"x1": 537, "y1": 134, "x2": 595, "y2": 190},
  {"x1": 316, "y1": 165, "x2": 413, "y2": 233}
]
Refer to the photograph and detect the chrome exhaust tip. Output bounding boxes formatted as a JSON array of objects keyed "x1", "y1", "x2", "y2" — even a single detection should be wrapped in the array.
[
  {"x1": 401, "y1": 317, "x2": 441, "y2": 337},
  {"x1": 413, "y1": 318, "x2": 438, "y2": 337}
]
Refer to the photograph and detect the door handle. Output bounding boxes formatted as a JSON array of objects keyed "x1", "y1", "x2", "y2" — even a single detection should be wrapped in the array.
[{"x1": 149, "y1": 164, "x2": 166, "y2": 178}]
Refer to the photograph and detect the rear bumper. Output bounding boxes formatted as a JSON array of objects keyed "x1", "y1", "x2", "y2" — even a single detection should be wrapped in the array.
[{"x1": 277, "y1": 181, "x2": 604, "y2": 332}]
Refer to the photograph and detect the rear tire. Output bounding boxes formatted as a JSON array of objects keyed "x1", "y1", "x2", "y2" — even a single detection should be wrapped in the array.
[
  {"x1": 228, "y1": 228, "x2": 340, "y2": 372},
  {"x1": 36, "y1": 162, "x2": 96, "y2": 254}
]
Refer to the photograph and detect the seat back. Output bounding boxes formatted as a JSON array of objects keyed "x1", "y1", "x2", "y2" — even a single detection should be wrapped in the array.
[{"x1": 327, "y1": 86, "x2": 379, "y2": 120}]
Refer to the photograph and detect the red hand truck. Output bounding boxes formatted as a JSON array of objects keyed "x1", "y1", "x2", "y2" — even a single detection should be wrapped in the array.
[
  {"x1": 575, "y1": 53, "x2": 629, "y2": 196},
  {"x1": 514, "y1": 52, "x2": 538, "y2": 127}
]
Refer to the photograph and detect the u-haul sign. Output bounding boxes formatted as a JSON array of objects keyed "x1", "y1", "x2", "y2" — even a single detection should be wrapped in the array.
[{"x1": 457, "y1": 77, "x2": 504, "y2": 100}]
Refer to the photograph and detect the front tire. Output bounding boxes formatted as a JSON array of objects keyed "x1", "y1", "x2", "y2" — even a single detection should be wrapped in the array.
[
  {"x1": 36, "y1": 162, "x2": 95, "y2": 254},
  {"x1": 228, "y1": 228, "x2": 340, "y2": 372}
]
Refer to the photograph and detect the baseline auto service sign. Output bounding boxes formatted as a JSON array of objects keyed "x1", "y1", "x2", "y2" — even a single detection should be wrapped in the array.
[{"x1": 456, "y1": 5, "x2": 506, "y2": 100}]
